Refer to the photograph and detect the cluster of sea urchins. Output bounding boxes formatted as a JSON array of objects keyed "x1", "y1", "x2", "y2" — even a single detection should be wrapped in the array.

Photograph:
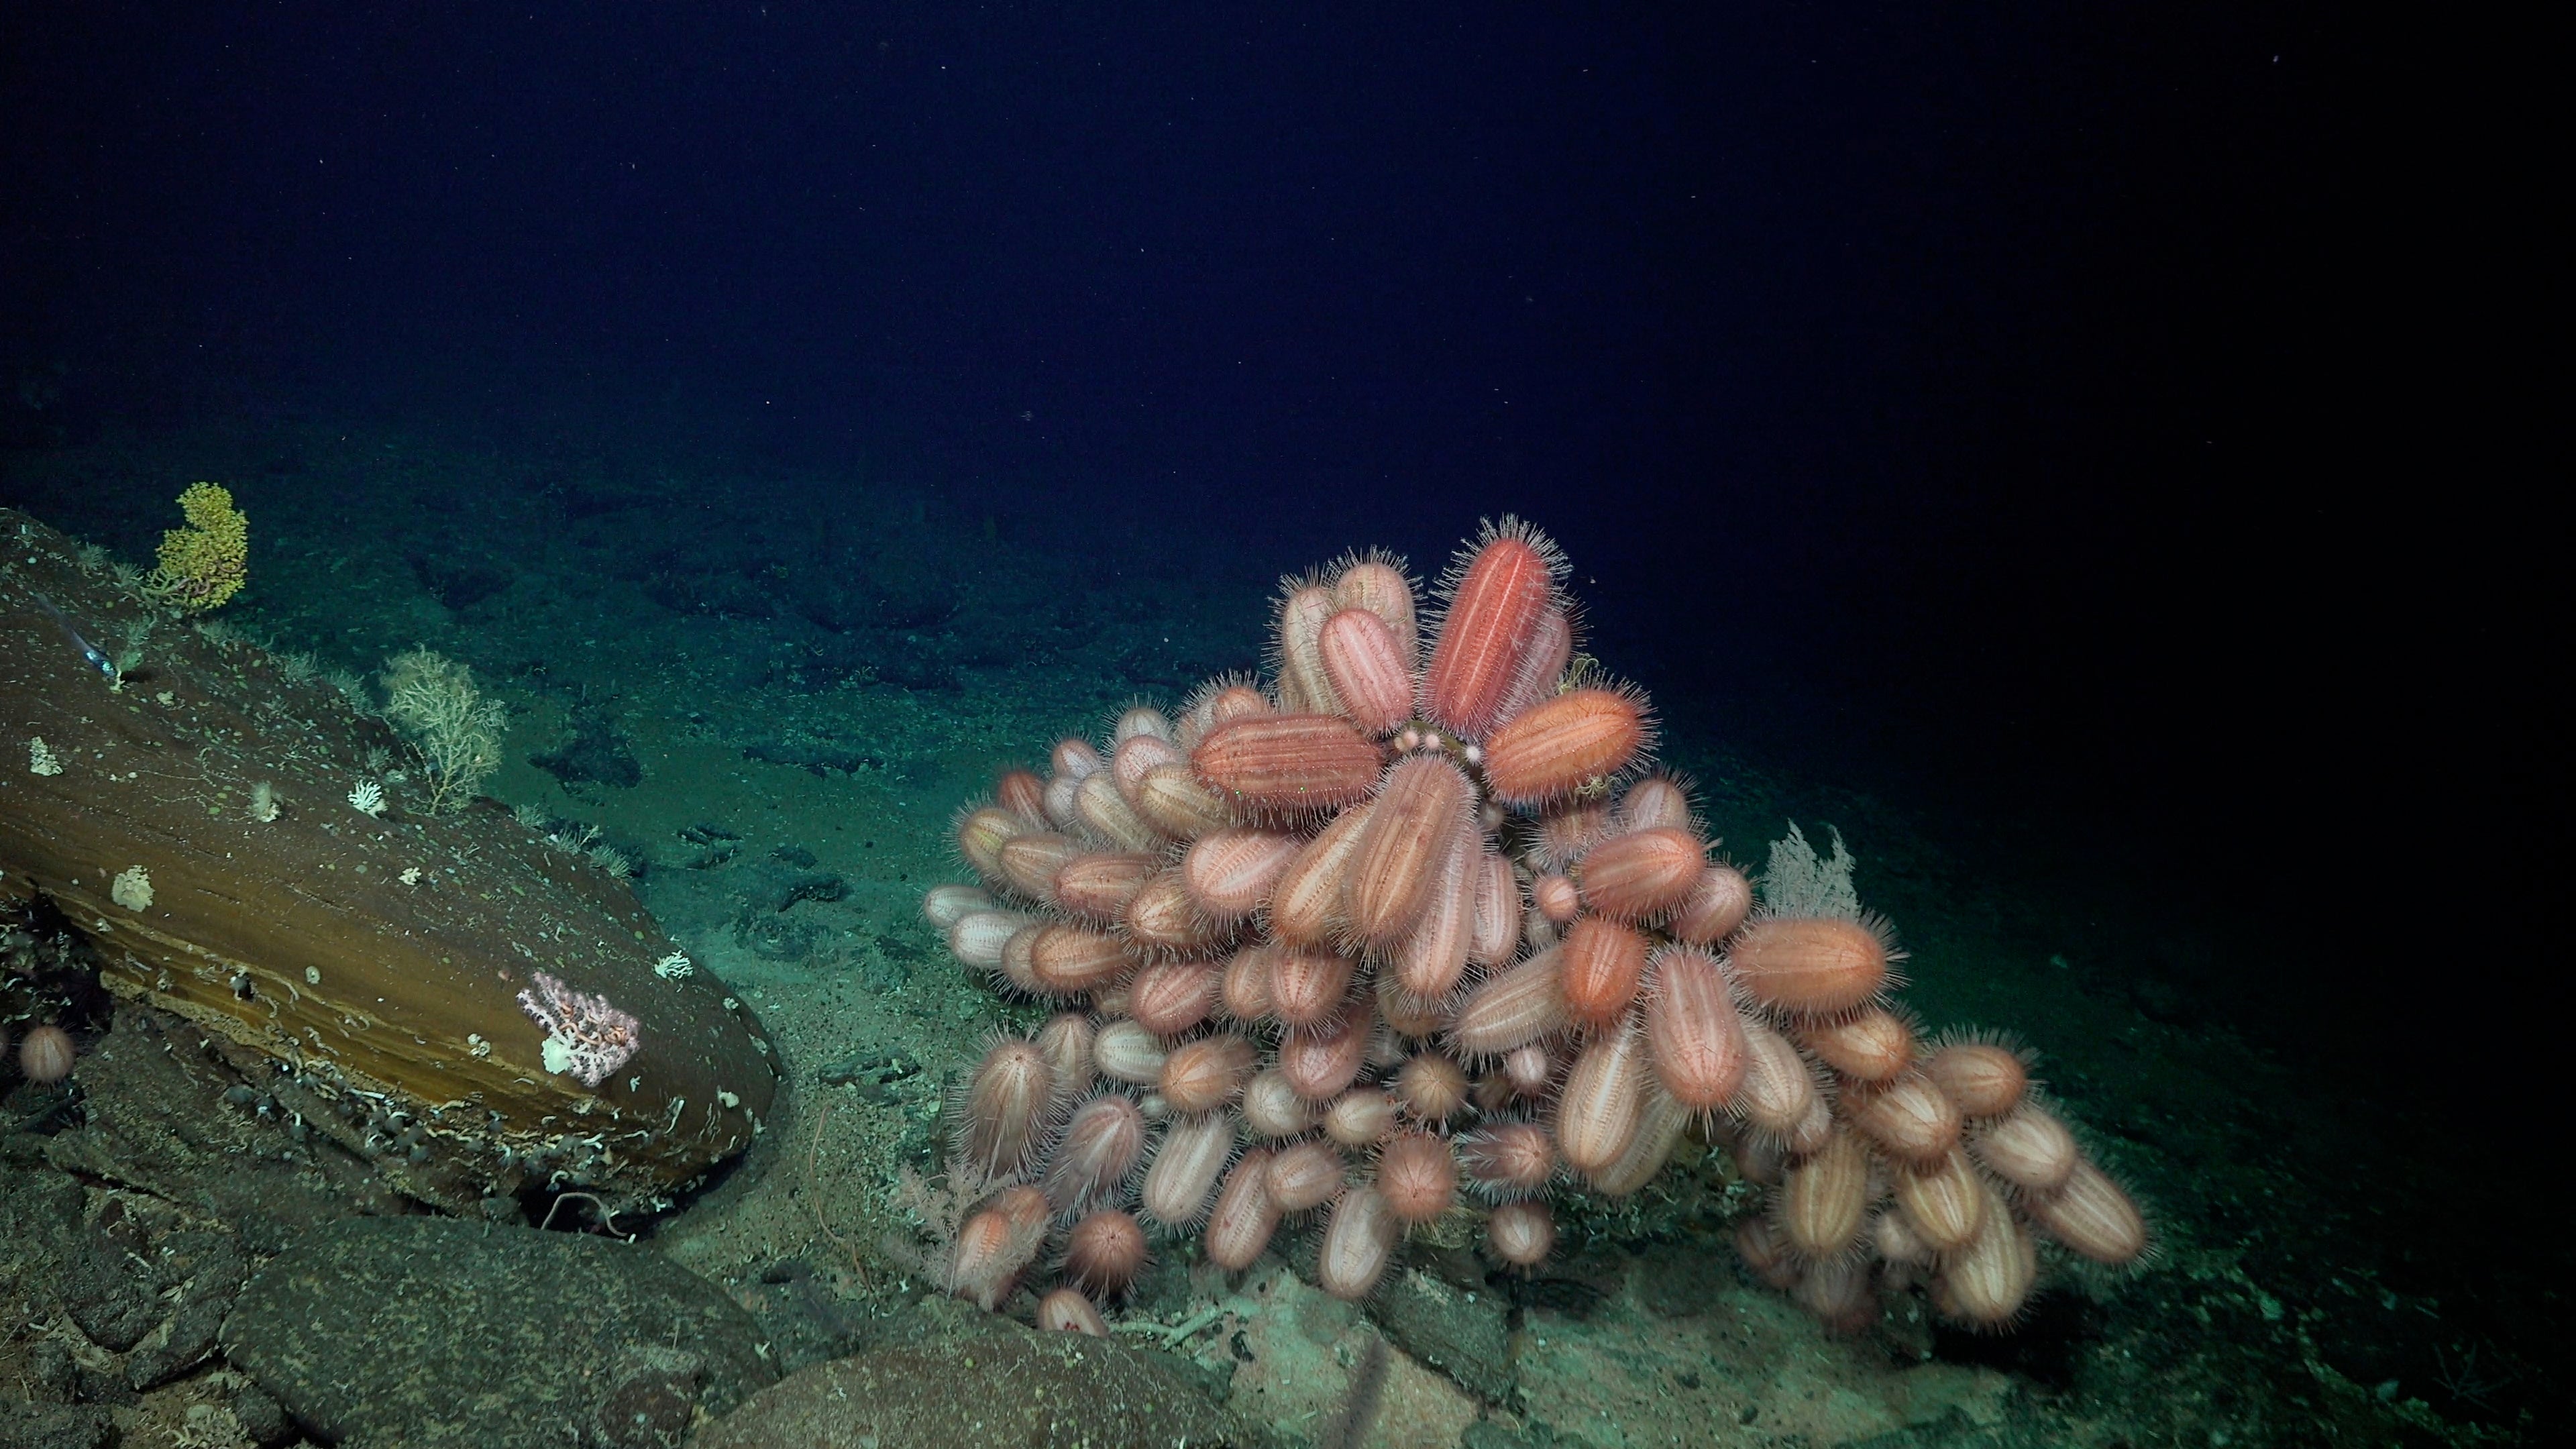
[{"x1": 916, "y1": 518, "x2": 2147, "y2": 1341}]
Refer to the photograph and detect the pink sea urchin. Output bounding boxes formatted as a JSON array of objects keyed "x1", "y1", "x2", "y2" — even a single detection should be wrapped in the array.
[
  {"x1": 18, "y1": 1024, "x2": 74, "y2": 1085},
  {"x1": 912, "y1": 519, "x2": 2149, "y2": 1341}
]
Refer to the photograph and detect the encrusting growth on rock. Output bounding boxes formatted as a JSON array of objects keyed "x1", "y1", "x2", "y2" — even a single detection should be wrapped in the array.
[{"x1": 916, "y1": 517, "x2": 2149, "y2": 1336}]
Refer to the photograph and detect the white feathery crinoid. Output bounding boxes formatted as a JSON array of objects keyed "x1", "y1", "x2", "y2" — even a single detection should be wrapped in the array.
[{"x1": 347, "y1": 777, "x2": 386, "y2": 816}]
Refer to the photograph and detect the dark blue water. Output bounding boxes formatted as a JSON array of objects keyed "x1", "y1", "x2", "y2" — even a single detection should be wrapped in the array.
[
  {"x1": 3, "y1": 3, "x2": 2550, "y2": 1442},
  {"x1": 11, "y1": 0, "x2": 2527, "y2": 1093}
]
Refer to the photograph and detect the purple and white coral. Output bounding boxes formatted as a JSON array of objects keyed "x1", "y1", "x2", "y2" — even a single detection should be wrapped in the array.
[{"x1": 516, "y1": 971, "x2": 641, "y2": 1087}]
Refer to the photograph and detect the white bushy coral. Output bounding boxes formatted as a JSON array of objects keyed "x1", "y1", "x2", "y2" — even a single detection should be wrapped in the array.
[
  {"x1": 1760, "y1": 821, "x2": 1862, "y2": 920},
  {"x1": 380, "y1": 649, "x2": 506, "y2": 814}
]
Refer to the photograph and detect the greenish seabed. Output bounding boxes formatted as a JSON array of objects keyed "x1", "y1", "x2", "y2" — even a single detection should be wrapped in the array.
[{"x1": 1, "y1": 415, "x2": 2554, "y2": 1448}]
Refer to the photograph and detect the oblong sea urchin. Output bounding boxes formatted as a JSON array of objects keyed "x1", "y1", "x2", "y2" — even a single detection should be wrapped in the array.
[{"x1": 920, "y1": 517, "x2": 2147, "y2": 1334}]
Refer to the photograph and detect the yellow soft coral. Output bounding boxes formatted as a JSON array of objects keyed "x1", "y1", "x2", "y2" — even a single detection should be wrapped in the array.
[{"x1": 147, "y1": 482, "x2": 248, "y2": 613}]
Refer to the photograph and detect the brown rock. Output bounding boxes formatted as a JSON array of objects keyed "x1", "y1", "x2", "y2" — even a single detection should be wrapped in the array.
[
  {"x1": 220, "y1": 1216, "x2": 774, "y2": 1449},
  {"x1": 0, "y1": 508, "x2": 776, "y2": 1208},
  {"x1": 691, "y1": 1324, "x2": 1260, "y2": 1449}
]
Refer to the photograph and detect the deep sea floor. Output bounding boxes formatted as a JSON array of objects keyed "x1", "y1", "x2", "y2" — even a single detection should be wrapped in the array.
[{"x1": 2, "y1": 411, "x2": 2561, "y2": 1448}]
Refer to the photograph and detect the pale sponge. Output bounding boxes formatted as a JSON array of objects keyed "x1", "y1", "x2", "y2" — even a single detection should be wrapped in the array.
[{"x1": 380, "y1": 649, "x2": 506, "y2": 814}]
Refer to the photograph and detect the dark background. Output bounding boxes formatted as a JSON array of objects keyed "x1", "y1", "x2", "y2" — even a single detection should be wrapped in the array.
[{"x1": 1, "y1": 5, "x2": 2542, "y2": 1115}]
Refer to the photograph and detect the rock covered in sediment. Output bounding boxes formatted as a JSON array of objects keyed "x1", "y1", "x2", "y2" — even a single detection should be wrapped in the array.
[
  {"x1": 688, "y1": 1316, "x2": 1250, "y2": 1449},
  {"x1": 221, "y1": 1218, "x2": 774, "y2": 1449},
  {"x1": 0, "y1": 509, "x2": 777, "y2": 1212}
]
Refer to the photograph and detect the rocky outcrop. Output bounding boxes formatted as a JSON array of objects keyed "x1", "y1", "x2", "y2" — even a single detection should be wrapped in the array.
[
  {"x1": 1, "y1": 507, "x2": 777, "y2": 1210},
  {"x1": 219, "y1": 1216, "x2": 774, "y2": 1448},
  {"x1": 689, "y1": 1315, "x2": 1260, "y2": 1449}
]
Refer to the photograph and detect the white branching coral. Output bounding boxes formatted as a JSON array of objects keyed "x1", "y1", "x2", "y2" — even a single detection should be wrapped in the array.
[
  {"x1": 380, "y1": 648, "x2": 506, "y2": 814},
  {"x1": 347, "y1": 778, "x2": 386, "y2": 816},
  {"x1": 879, "y1": 1161, "x2": 973, "y2": 1282},
  {"x1": 515, "y1": 970, "x2": 642, "y2": 1087},
  {"x1": 868, "y1": 1157, "x2": 1059, "y2": 1311},
  {"x1": 1758, "y1": 821, "x2": 1862, "y2": 920}
]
